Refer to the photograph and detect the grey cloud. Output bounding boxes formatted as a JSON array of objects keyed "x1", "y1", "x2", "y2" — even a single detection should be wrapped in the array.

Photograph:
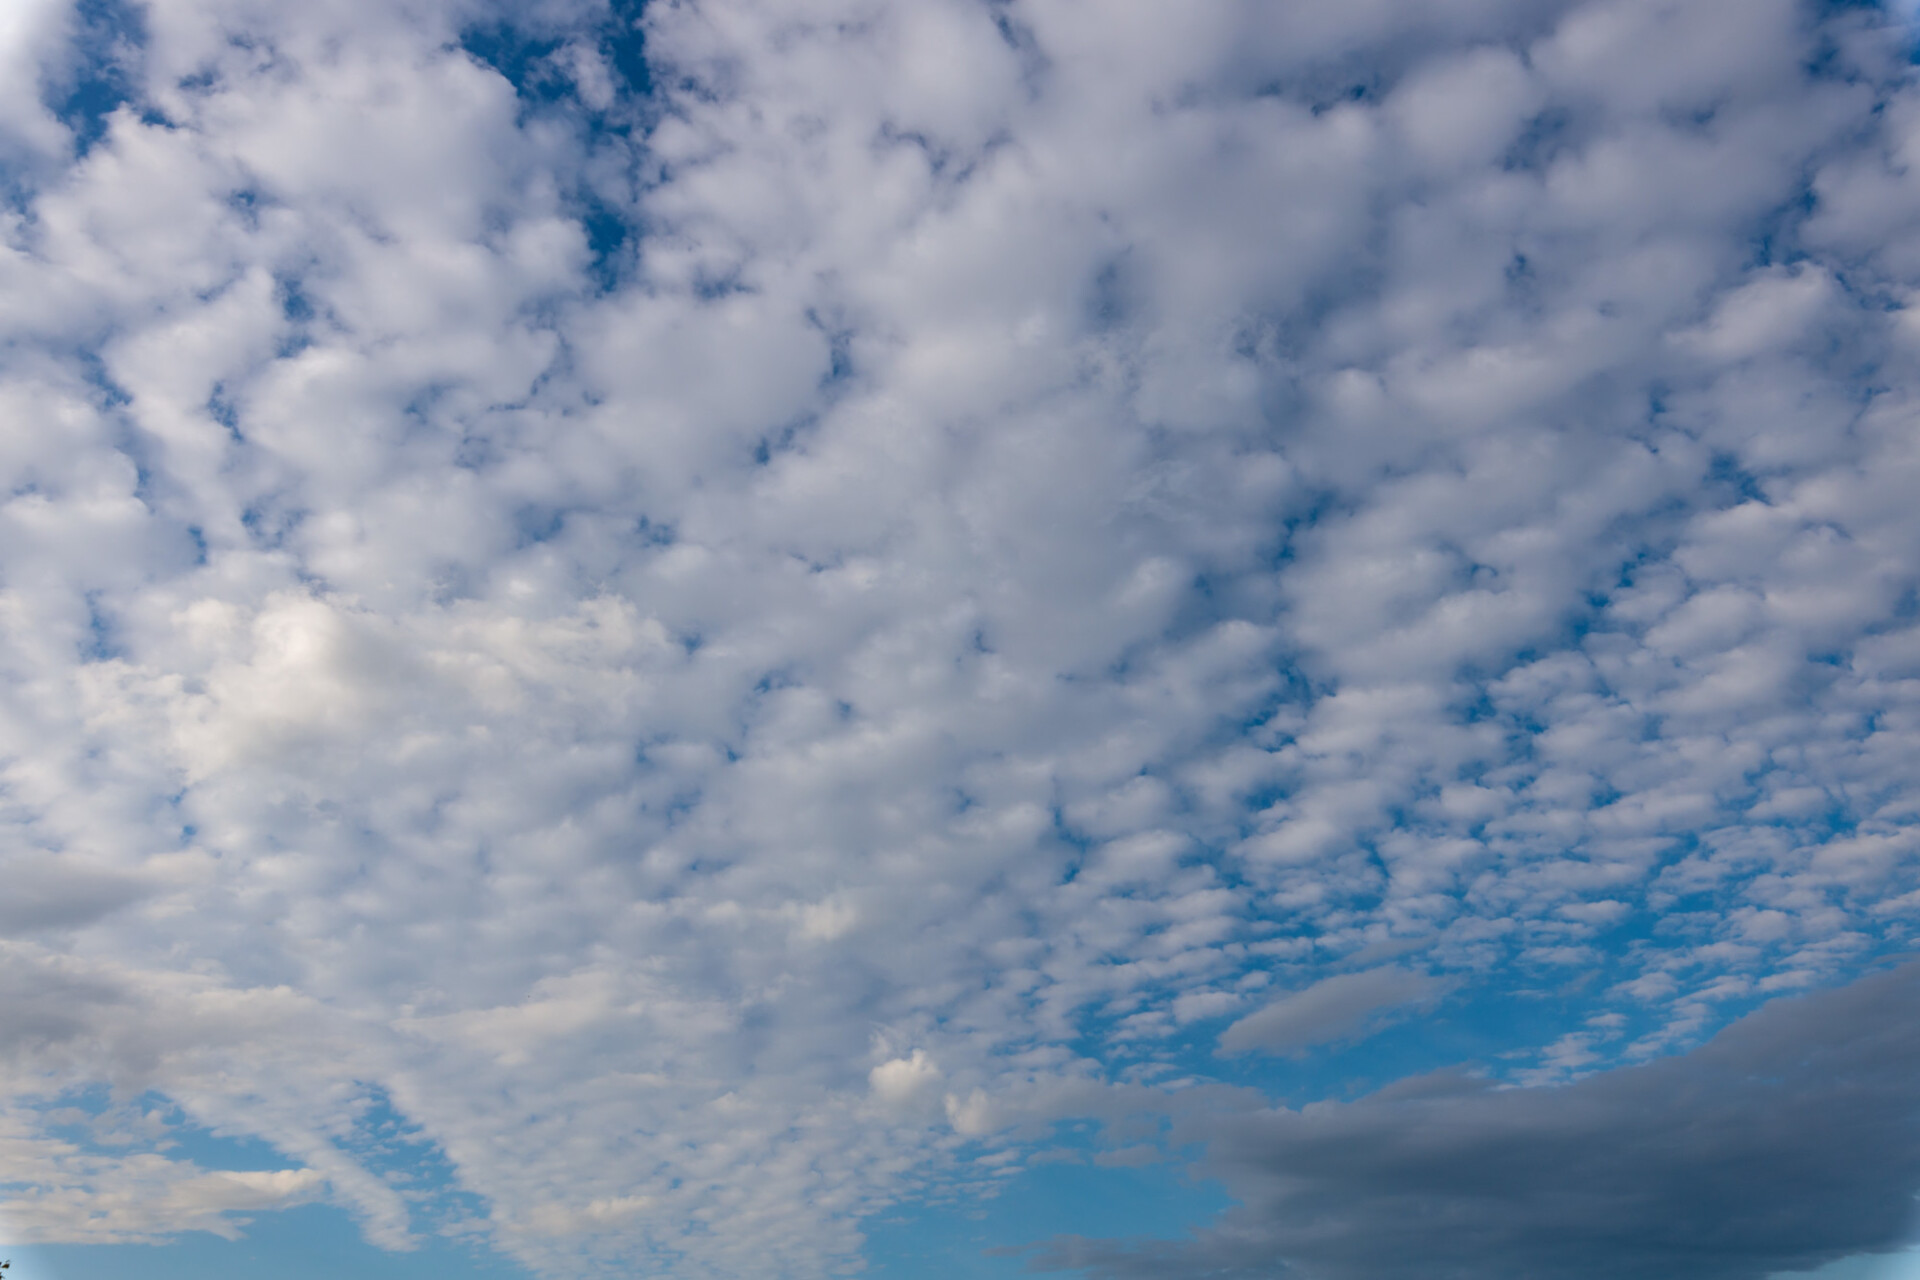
[
  {"x1": 1036, "y1": 962, "x2": 1920, "y2": 1280},
  {"x1": 0, "y1": 950, "x2": 124, "y2": 1055},
  {"x1": 0, "y1": 857, "x2": 150, "y2": 934},
  {"x1": 1218, "y1": 967, "x2": 1441, "y2": 1055}
]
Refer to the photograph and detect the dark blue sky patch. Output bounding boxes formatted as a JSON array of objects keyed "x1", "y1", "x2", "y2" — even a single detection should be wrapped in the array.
[
  {"x1": 804, "y1": 308, "x2": 857, "y2": 390},
  {"x1": 456, "y1": 3, "x2": 652, "y2": 292},
  {"x1": 749, "y1": 412, "x2": 821, "y2": 468},
  {"x1": 983, "y1": 0, "x2": 1049, "y2": 98},
  {"x1": 47, "y1": 0, "x2": 148, "y2": 158},
  {"x1": 1706, "y1": 450, "x2": 1772, "y2": 505},
  {"x1": 604, "y1": 0, "x2": 651, "y2": 100},
  {"x1": 206, "y1": 383, "x2": 244, "y2": 443},
  {"x1": 631, "y1": 514, "x2": 676, "y2": 547},
  {"x1": 1086, "y1": 251, "x2": 1138, "y2": 333},
  {"x1": 459, "y1": 24, "x2": 570, "y2": 106},
  {"x1": 1747, "y1": 193, "x2": 1822, "y2": 272},
  {"x1": 580, "y1": 197, "x2": 629, "y2": 289},
  {"x1": 460, "y1": 1, "x2": 650, "y2": 109},
  {"x1": 239, "y1": 497, "x2": 303, "y2": 552},
  {"x1": 276, "y1": 273, "x2": 315, "y2": 325},
  {"x1": 513, "y1": 502, "x2": 567, "y2": 548}
]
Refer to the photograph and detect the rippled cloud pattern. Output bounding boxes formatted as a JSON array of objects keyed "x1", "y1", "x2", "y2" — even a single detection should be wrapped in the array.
[{"x1": 3, "y1": 2, "x2": 1920, "y2": 1278}]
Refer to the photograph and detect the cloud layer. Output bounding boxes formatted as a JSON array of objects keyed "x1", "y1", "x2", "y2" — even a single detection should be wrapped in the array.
[
  {"x1": 1, "y1": 0, "x2": 1919, "y2": 1276},
  {"x1": 1036, "y1": 959, "x2": 1920, "y2": 1280}
]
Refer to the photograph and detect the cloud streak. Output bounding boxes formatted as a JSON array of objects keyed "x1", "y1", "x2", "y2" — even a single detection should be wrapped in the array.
[{"x1": 1218, "y1": 967, "x2": 1444, "y2": 1056}]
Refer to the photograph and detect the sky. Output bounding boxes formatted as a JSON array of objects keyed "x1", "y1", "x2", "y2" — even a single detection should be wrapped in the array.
[{"x1": 2, "y1": 0, "x2": 1920, "y2": 1278}]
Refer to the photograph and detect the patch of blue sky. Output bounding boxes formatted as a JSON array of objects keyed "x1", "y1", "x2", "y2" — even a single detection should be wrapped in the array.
[
  {"x1": 10, "y1": 1203, "x2": 531, "y2": 1280},
  {"x1": 460, "y1": 1, "x2": 648, "y2": 108},
  {"x1": 43, "y1": 0, "x2": 145, "y2": 155},
  {"x1": 1, "y1": 1087, "x2": 502, "y2": 1280},
  {"x1": 1055, "y1": 868, "x2": 1911, "y2": 1105},
  {"x1": 457, "y1": 1, "x2": 652, "y2": 290},
  {"x1": 336, "y1": 1089, "x2": 499, "y2": 1240},
  {"x1": 862, "y1": 1152, "x2": 1231, "y2": 1280}
]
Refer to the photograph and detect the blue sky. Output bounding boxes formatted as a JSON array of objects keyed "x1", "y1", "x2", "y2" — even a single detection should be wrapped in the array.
[{"x1": 4, "y1": 0, "x2": 1920, "y2": 1278}]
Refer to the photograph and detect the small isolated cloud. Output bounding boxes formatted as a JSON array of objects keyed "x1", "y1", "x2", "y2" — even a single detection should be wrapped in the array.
[{"x1": 1219, "y1": 967, "x2": 1442, "y2": 1056}]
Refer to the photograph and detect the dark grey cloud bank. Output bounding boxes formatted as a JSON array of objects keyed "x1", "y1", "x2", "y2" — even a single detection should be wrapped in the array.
[{"x1": 1037, "y1": 962, "x2": 1920, "y2": 1280}]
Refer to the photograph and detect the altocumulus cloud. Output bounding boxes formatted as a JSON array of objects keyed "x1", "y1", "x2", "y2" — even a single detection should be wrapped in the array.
[{"x1": 1, "y1": 0, "x2": 1919, "y2": 1278}]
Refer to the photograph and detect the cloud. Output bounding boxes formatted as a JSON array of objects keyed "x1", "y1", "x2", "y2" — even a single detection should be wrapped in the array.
[
  {"x1": 1034, "y1": 961, "x2": 1920, "y2": 1280},
  {"x1": 0, "y1": 0, "x2": 1918, "y2": 1275},
  {"x1": 0, "y1": 0, "x2": 72, "y2": 157},
  {"x1": 869, "y1": 1051, "x2": 943, "y2": 1110},
  {"x1": 0, "y1": 1143, "x2": 325, "y2": 1246},
  {"x1": 1218, "y1": 967, "x2": 1443, "y2": 1056},
  {"x1": 0, "y1": 856, "x2": 147, "y2": 935}
]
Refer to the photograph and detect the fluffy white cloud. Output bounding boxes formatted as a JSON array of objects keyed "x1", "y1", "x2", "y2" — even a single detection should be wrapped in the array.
[{"x1": 1, "y1": 0, "x2": 1918, "y2": 1276}]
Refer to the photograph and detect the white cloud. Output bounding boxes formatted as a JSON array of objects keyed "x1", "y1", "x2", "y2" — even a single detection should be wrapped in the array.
[
  {"x1": 0, "y1": 0, "x2": 1918, "y2": 1275},
  {"x1": 869, "y1": 1050, "x2": 943, "y2": 1119},
  {"x1": 0, "y1": 1133, "x2": 325, "y2": 1246},
  {"x1": 0, "y1": 0, "x2": 68, "y2": 158}
]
